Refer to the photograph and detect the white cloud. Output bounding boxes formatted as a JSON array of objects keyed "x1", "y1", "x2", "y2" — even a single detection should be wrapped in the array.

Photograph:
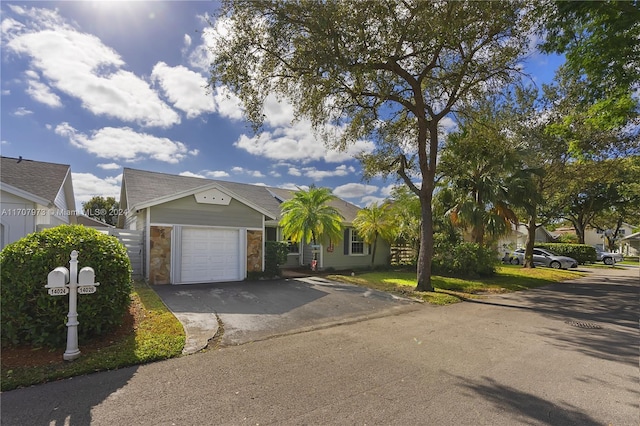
[
  {"x1": 3, "y1": 7, "x2": 180, "y2": 128},
  {"x1": 380, "y1": 184, "x2": 398, "y2": 197},
  {"x1": 333, "y1": 183, "x2": 379, "y2": 199},
  {"x1": 55, "y1": 123, "x2": 195, "y2": 164},
  {"x1": 360, "y1": 195, "x2": 386, "y2": 207},
  {"x1": 13, "y1": 107, "x2": 32, "y2": 116},
  {"x1": 303, "y1": 165, "x2": 355, "y2": 180},
  {"x1": 183, "y1": 33, "x2": 192, "y2": 48},
  {"x1": 1, "y1": 89, "x2": 10, "y2": 95},
  {"x1": 230, "y1": 166, "x2": 264, "y2": 177},
  {"x1": 179, "y1": 171, "x2": 206, "y2": 178},
  {"x1": 25, "y1": 73, "x2": 61, "y2": 107},
  {"x1": 97, "y1": 162, "x2": 121, "y2": 170},
  {"x1": 181, "y1": 169, "x2": 229, "y2": 179},
  {"x1": 263, "y1": 94, "x2": 296, "y2": 127},
  {"x1": 151, "y1": 62, "x2": 215, "y2": 119},
  {"x1": 207, "y1": 170, "x2": 230, "y2": 178},
  {"x1": 211, "y1": 86, "x2": 245, "y2": 120},
  {"x1": 278, "y1": 183, "x2": 309, "y2": 191},
  {"x1": 288, "y1": 167, "x2": 301, "y2": 177},
  {"x1": 72, "y1": 172, "x2": 122, "y2": 209},
  {"x1": 234, "y1": 120, "x2": 374, "y2": 164}
]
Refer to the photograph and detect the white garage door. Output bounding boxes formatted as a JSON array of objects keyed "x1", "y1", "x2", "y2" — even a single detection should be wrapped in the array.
[{"x1": 180, "y1": 227, "x2": 241, "y2": 283}]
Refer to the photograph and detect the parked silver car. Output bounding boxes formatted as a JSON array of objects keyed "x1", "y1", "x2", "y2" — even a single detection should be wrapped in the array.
[
  {"x1": 509, "y1": 248, "x2": 578, "y2": 269},
  {"x1": 595, "y1": 249, "x2": 623, "y2": 265}
]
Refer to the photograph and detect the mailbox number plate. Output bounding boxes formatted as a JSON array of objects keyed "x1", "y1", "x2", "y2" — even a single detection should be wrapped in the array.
[
  {"x1": 48, "y1": 287, "x2": 69, "y2": 296},
  {"x1": 78, "y1": 286, "x2": 97, "y2": 294}
]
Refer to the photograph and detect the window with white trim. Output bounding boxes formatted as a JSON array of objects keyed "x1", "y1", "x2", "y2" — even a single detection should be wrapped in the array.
[{"x1": 351, "y1": 229, "x2": 364, "y2": 254}]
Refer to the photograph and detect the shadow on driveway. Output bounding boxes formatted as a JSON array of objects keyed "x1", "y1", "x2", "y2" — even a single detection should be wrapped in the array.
[
  {"x1": 464, "y1": 270, "x2": 639, "y2": 365},
  {"x1": 153, "y1": 276, "x2": 417, "y2": 348}
]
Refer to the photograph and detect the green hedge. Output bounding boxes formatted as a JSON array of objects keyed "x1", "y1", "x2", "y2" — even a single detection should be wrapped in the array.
[
  {"x1": 432, "y1": 234, "x2": 498, "y2": 277},
  {"x1": 264, "y1": 241, "x2": 289, "y2": 277},
  {"x1": 535, "y1": 243, "x2": 597, "y2": 264},
  {"x1": 1, "y1": 225, "x2": 132, "y2": 347}
]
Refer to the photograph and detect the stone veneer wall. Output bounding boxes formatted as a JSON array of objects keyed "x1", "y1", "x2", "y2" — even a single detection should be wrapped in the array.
[
  {"x1": 247, "y1": 230, "x2": 263, "y2": 273},
  {"x1": 149, "y1": 226, "x2": 172, "y2": 285}
]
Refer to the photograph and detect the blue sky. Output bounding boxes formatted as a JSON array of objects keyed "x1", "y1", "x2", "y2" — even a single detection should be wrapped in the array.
[{"x1": 1, "y1": 1, "x2": 564, "y2": 211}]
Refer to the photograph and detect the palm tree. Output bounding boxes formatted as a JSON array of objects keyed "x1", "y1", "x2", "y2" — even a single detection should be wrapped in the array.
[
  {"x1": 279, "y1": 187, "x2": 344, "y2": 262},
  {"x1": 352, "y1": 202, "x2": 396, "y2": 267}
]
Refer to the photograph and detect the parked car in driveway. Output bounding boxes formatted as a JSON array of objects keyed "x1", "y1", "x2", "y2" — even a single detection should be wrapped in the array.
[
  {"x1": 509, "y1": 248, "x2": 578, "y2": 269},
  {"x1": 595, "y1": 249, "x2": 623, "y2": 265}
]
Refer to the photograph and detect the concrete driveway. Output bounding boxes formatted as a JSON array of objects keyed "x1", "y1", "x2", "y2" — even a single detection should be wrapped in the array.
[{"x1": 153, "y1": 275, "x2": 418, "y2": 351}]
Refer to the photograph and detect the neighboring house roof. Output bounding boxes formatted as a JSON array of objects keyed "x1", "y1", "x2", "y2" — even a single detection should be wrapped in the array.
[
  {"x1": 76, "y1": 215, "x2": 114, "y2": 228},
  {"x1": 1, "y1": 156, "x2": 74, "y2": 207},
  {"x1": 121, "y1": 168, "x2": 361, "y2": 223},
  {"x1": 621, "y1": 231, "x2": 640, "y2": 241}
]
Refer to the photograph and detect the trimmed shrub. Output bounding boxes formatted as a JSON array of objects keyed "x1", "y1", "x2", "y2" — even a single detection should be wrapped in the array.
[
  {"x1": 536, "y1": 243, "x2": 597, "y2": 264},
  {"x1": 432, "y1": 234, "x2": 499, "y2": 277},
  {"x1": 264, "y1": 241, "x2": 289, "y2": 277},
  {"x1": 1, "y1": 225, "x2": 132, "y2": 347}
]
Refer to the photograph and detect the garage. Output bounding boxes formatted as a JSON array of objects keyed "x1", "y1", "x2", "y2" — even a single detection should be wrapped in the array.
[{"x1": 180, "y1": 227, "x2": 242, "y2": 283}]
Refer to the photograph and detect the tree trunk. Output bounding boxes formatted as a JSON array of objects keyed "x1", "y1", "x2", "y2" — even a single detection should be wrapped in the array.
[
  {"x1": 471, "y1": 223, "x2": 485, "y2": 246},
  {"x1": 416, "y1": 190, "x2": 434, "y2": 291},
  {"x1": 415, "y1": 122, "x2": 437, "y2": 293},
  {"x1": 370, "y1": 233, "x2": 378, "y2": 267},
  {"x1": 524, "y1": 215, "x2": 537, "y2": 268}
]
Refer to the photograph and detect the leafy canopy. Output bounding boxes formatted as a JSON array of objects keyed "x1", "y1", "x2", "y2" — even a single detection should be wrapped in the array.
[{"x1": 208, "y1": 0, "x2": 533, "y2": 291}]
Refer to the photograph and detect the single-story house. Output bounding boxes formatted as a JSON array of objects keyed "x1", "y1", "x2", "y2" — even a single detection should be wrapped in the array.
[
  {"x1": 620, "y1": 231, "x2": 640, "y2": 258},
  {"x1": 495, "y1": 224, "x2": 555, "y2": 255},
  {"x1": 551, "y1": 223, "x2": 635, "y2": 252},
  {"x1": 117, "y1": 167, "x2": 390, "y2": 285},
  {"x1": 1, "y1": 156, "x2": 76, "y2": 249}
]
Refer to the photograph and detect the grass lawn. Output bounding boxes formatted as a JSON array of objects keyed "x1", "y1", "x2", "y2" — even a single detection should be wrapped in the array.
[
  {"x1": 1, "y1": 281, "x2": 185, "y2": 391},
  {"x1": 327, "y1": 264, "x2": 586, "y2": 305}
]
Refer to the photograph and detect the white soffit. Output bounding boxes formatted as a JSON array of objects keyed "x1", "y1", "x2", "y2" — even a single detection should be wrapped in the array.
[{"x1": 194, "y1": 188, "x2": 232, "y2": 205}]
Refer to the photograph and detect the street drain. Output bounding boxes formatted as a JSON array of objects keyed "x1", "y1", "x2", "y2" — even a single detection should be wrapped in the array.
[{"x1": 565, "y1": 320, "x2": 602, "y2": 329}]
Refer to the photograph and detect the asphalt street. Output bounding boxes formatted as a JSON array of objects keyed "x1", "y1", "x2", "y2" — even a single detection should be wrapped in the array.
[{"x1": 1, "y1": 266, "x2": 638, "y2": 425}]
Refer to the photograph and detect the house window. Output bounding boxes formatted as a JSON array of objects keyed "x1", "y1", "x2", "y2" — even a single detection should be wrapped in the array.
[
  {"x1": 266, "y1": 227, "x2": 277, "y2": 242},
  {"x1": 286, "y1": 239, "x2": 299, "y2": 254},
  {"x1": 351, "y1": 229, "x2": 365, "y2": 254},
  {"x1": 620, "y1": 229, "x2": 626, "y2": 235}
]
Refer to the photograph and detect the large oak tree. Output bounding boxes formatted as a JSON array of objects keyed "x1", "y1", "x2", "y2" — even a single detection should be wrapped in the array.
[{"x1": 207, "y1": 1, "x2": 533, "y2": 291}]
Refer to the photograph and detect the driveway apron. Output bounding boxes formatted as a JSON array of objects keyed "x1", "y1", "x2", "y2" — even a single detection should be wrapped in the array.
[{"x1": 152, "y1": 276, "x2": 418, "y2": 351}]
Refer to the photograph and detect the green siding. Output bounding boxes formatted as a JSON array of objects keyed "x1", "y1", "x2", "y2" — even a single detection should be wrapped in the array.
[{"x1": 150, "y1": 196, "x2": 263, "y2": 228}]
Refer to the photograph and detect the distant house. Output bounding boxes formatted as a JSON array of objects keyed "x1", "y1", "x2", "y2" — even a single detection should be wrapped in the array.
[
  {"x1": 118, "y1": 168, "x2": 389, "y2": 285},
  {"x1": 551, "y1": 224, "x2": 635, "y2": 252},
  {"x1": 76, "y1": 214, "x2": 114, "y2": 229},
  {"x1": 496, "y1": 224, "x2": 555, "y2": 255},
  {"x1": 0, "y1": 156, "x2": 76, "y2": 249},
  {"x1": 621, "y1": 232, "x2": 640, "y2": 257}
]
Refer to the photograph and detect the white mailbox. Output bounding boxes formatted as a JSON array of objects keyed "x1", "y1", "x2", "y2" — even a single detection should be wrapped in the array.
[
  {"x1": 78, "y1": 267, "x2": 99, "y2": 294},
  {"x1": 45, "y1": 251, "x2": 99, "y2": 361},
  {"x1": 46, "y1": 267, "x2": 70, "y2": 296},
  {"x1": 78, "y1": 267, "x2": 96, "y2": 285}
]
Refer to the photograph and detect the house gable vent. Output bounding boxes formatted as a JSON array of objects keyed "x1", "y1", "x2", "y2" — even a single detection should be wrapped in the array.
[{"x1": 194, "y1": 188, "x2": 232, "y2": 205}]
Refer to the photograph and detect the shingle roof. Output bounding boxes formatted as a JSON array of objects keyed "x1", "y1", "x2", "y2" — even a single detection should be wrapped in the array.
[
  {"x1": 267, "y1": 187, "x2": 361, "y2": 223},
  {"x1": 122, "y1": 167, "x2": 360, "y2": 222},
  {"x1": 1, "y1": 156, "x2": 70, "y2": 204}
]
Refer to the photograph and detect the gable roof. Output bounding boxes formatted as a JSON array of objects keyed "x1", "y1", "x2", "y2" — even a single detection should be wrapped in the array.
[
  {"x1": 1, "y1": 156, "x2": 72, "y2": 205},
  {"x1": 266, "y1": 187, "x2": 361, "y2": 223},
  {"x1": 76, "y1": 215, "x2": 114, "y2": 228},
  {"x1": 121, "y1": 167, "x2": 360, "y2": 223}
]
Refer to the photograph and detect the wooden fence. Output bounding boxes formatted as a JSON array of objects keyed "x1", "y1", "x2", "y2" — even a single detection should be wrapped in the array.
[{"x1": 389, "y1": 245, "x2": 417, "y2": 265}]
